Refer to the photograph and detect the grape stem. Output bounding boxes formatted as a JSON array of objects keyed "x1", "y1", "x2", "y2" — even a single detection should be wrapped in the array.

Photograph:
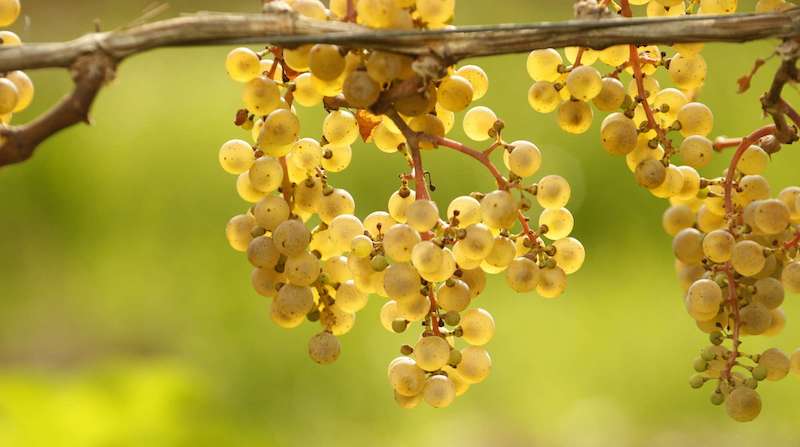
[
  {"x1": 421, "y1": 134, "x2": 510, "y2": 190},
  {"x1": 713, "y1": 137, "x2": 743, "y2": 152},
  {"x1": 385, "y1": 110, "x2": 431, "y2": 202},
  {"x1": 428, "y1": 286, "x2": 441, "y2": 337},
  {"x1": 278, "y1": 156, "x2": 294, "y2": 206}
]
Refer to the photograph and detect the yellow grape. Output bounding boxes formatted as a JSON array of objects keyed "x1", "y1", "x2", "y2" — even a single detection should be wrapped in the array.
[{"x1": 557, "y1": 100, "x2": 593, "y2": 135}]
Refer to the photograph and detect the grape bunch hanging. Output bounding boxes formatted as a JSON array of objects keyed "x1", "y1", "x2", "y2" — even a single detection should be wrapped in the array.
[
  {"x1": 0, "y1": 0, "x2": 34, "y2": 127},
  {"x1": 219, "y1": 0, "x2": 584, "y2": 409},
  {"x1": 525, "y1": 0, "x2": 800, "y2": 422}
]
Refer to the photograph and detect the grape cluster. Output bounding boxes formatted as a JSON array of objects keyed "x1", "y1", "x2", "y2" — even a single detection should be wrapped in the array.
[
  {"x1": 219, "y1": 0, "x2": 585, "y2": 408},
  {"x1": 527, "y1": 0, "x2": 800, "y2": 422},
  {"x1": 0, "y1": 0, "x2": 33, "y2": 125}
]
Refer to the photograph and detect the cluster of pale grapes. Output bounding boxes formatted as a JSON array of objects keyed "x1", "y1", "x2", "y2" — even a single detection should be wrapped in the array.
[
  {"x1": 527, "y1": 0, "x2": 800, "y2": 422},
  {"x1": 0, "y1": 0, "x2": 34, "y2": 125},
  {"x1": 219, "y1": 0, "x2": 585, "y2": 408}
]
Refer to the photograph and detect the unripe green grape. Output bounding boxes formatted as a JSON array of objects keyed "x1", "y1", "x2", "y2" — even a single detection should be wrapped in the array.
[
  {"x1": 251, "y1": 266, "x2": 284, "y2": 297},
  {"x1": 527, "y1": 81, "x2": 561, "y2": 114},
  {"x1": 317, "y1": 188, "x2": 355, "y2": 224},
  {"x1": 290, "y1": 138, "x2": 322, "y2": 171},
  {"x1": 323, "y1": 110, "x2": 359, "y2": 146},
  {"x1": 663, "y1": 205, "x2": 694, "y2": 236},
  {"x1": 505, "y1": 257, "x2": 540, "y2": 293},
  {"x1": 397, "y1": 293, "x2": 430, "y2": 321},
  {"x1": 456, "y1": 65, "x2": 489, "y2": 100},
  {"x1": 219, "y1": 139, "x2": 255, "y2": 174},
  {"x1": 293, "y1": 72, "x2": 323, "y2": 107},
  {"x1": 566, "y1": 65, "x2": 603, "y2": 101},
  {"x1": 308, "y1": 331, "x2": 340, "y2": 365},
  {"x1": 650, "y1": 164, "x2": 685, "y2": 199},
  {"x1": 5, "y1": 70, "x2": 33, "y2": 112},
  {"x1": 321, "y1": 143, "x2": 353, "y2": 172},
  {"x1": 758, "y1": 348, "x2": 790, "y2": 381},
  {"x1": 740, "y1": 302, "x2": 773, "y2": 335},
  {"x1": 503, "y1": 140, "x2": 542, "y2": 178},
  {"x1": 416, "y1": 0, "x2": 454, "y2": 25},
  {"x1": 456, "y1": 346, "x2": 492, "y2": 384},
  {"x1": 254, "y1": 195, "x2": 290, "y2": 231},
  {"x1": 593, "y1": 77, "x2": 626, "y2": 112},
  {"x1": 685, "y1": 278, "x2": 723, "y2": 321},
  {"x1": 738, "y1": 145, "x2": 769, "y2": 175},
  {"x1": 258, "y1": 109, "x2": 301, "y2": 153},
  {"x1": 557, "y1": 100, "x2": 593, "y2": 135},
  {"x1": 527, "y1": 49, "x2": 563, "y2": 82},
  {"x1": 343, "y1": 70, "x2": 381, "y2": 108},
  {"x1": 735, "y1": 175, "x2": 770, "y2": 207},
  {"x1": 438, "y1": 279, "x2": 471, "y2": 312},
  {"x1": 320, "y1": 304, "x2": 356, "y2": 335},
  {"x1": 537, "y1": 175, "x2": 571, "y2": 209},
  {"x1": 226, "y1": 213, "x2": 256, "y2": 252},
  {"x1": 308, "y1": 44, "x2": 345, "y2": 81},
  {"x1": 652, "y1": 88, "x2": 688, "y2": 127},
  {"x1": 539, "y1": 207, "x2": 574, "y2": 240},
  {"x1": 677, "y1": 102, "x2": 714, "y2": 137},
  {"x1": 782, "y1": 261, "x2": 800, "y2": 293},
  {"x1": 384, "y1": 224, "x2": 421, "y2": 262},
  {"x1": 447, "y1": 195, "x2": 482, "y2": 228},
  {"x1": 237, "y1": 172, "x2": 266, "y2": 203},
  {"x1": 460, "y1": 308, "x2": 495, "y2": 346},
  {"x1": 553, "y1": 237, "x2": 586, "y2": 274},
  {"x1": 226, "y1": 47, "x2": 261, "y2": 83},
  {"x1": 272, "y1": 284, "x2": 314, "y2": 328},
  {"x1": 415, "y1": 336, "x2": 450, "y2": 371},
  {"x1": 673, "y1": 228, "x2": 704, "y2": 264},
  {"x1": 754, "y1": 199, "x2": 790, "y2": 234},
  {"x1": 249, "y1": 156, "x2": 283, "y2": 193},
  {"x1": 388, "y1": 358, "x2": 427, "y2": 398},
  {"x1": 481, "y1": 190, "x2": 518, "y2": 229},
  {"x1": 731, "y1": 240, "x2": 766, "y2": 277},
  {"x1": 635, "y1": 159, "x2": 666, "y2": 190},
  {"x1": 537, "y1": 266, "x2": 567, "y2": 298},
  {"x1": 701, "y1": 229, "x2": 734, "y2": 263},
  {"x1": 437, "y1": 75, "x2": 474, "y2": 112},
  {"x1": 600, "y1": 113, "x2": 638, "y2": 155},
  {"x1": 243, "y1": 76, "x2": 281, "y2": 116},
  {"x1": 668, "y1": 53, "x2": 707, "y2": 90},
  {"x1": 484, "y1": 236, "x2": 516, "y2": 270},
  {"x1": 383, "y1": 262, "x2": 421, "y2": 301},
  {"x1": 463, "y1": 106, "x2": 498, "y2": 141}
]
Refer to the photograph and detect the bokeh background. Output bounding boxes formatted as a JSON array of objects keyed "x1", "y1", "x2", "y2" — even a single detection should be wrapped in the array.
[{"x1": 1, "y1": 0, "x2": 799, "y2": 445}]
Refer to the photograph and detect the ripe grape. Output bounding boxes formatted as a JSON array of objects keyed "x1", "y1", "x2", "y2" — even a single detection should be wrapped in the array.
[
  {"x1": 668, "y1": 53, "x2": 707, "y2": 90},
  {"x1": 447, "y1": 195, "x2": 482, "y2": 228},
  {"x1": 539, "y1": 207, "x2": 574, "y2": 240},
  {"x1": 5, "y1": 70, "x2": 33, "y2": 112},
  {"x1": 663, "y1": 205, "x2": 695, "y2": 236},
  {"x1": 503, "y1": 140, "x2": 542, "y2": 178},
  {"x1": 552, "y1": 237, "x2": 585, "y2": 274},
  {"x1": 317, "y1": 188, "x2": 355, "y2": 224},
  {"x1": 456, "y1": 346, "x2": 492, "y2": 384},
  {"x1": 438, "y1": 75, "x2": 474, "y2": 112},
  {"x1": 593, "y1": 77, "x2": 626, "y2": 112},
  {"x1": 383, "y1": 262, "x2": 422, "y2": 300},
  {"x1": 480, "y1": 190, "x2": 518, "y2": 229},
  {"x1": 273, "y1": 218, "x2": 312, "y2": 256},
  {"x1": 527, "y1": 49, "x2": 563, "y2": 82},
  {"x1": 384, "y1": 224, "x2": 421, "y2": 262},
  {"x1": 536, "y1": 175, "x2": 571, "y2": 209},
  {"x1": 505, "y1": 257, "x2": 540, "y2": 292},
  {"x1": 677, "y1": 102, "x2": 714, "y2": 137},
  {"x1": 536, "y1": 267, "x2": 567, "y2": 298},
  {"x1": 423, "y1": 375, "x2": 456, "y2": 408},
  {"x1": 702, "y1": 229, "x2": 735, "y2": 263},
  {"x1": 438, "y1": 280, "x2": 471, "y2": 312},
  {"x1": 782, "y1": 261, "x2": 800, "y2": 293},
  {"x1": 226, "y1": 47, "x2": 261, "y2": 83},
  {"x1": 557, "y1": 100, "x2": 593, "y2": 135},
  {"x1": 731, "y1": 240, "x2": 766, "y2": 277},
  {"x1": 460, "y1": 308, "x2": 495, "y2": 346},
  {"x1": 415, "y1": 336, "x2": 451, "y2": 371},
  {"x1": 566, "y1": 66, "x2": 603, "y2": 101},
  {"x1": 308, "y1": 331, "x2": 341, "y2": 365},
  {"x1": 456, "y1": 65, "x2": 489, "y2": 100},
  {"x1": 226, "y1": 214, "x2": 256, "y2": 252},
  {"x1": 463, "y1": 106, "x2": 498, "y2": 141},
  {"x1": 323, "y1": 110, "x2": 359, "y2": 146},
  {"x1": 308, "y1": 44, "x2": 345, "y2": 81},
  {"x1": 725, "y1": 387, "x2": 761, "y2": 422},
  {"x1": 243, "y1": 76, "x2": 281, "y2": 116},
  {"x1": 528, "y1": 81, "x2": 561, "y2": 114},
  {"x1": 600, "y1": 113, "x2": 638, "y2": 156}
]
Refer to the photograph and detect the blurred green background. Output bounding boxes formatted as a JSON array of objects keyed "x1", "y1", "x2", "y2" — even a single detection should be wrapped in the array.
[{"x1": 1, "y1": 0, "x2": 799, "y2": 445}]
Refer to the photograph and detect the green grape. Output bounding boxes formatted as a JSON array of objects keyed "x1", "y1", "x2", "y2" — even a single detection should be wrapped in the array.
[
  {"x1": 411, "y1": 241, "x2": 444, "y2": 273},
  {"x1": 758, "y1": 348, "x2": 790, "y2": 381},
  {"x1": 527, "y1": 49, "x2": 563, "y2": 82},
  {"x1": 505, "y1": 257, "x2": 540, "y2": 293},
  {"x1": 293, "y1": 72, "x2": 324, "y2": 107},
  {"x1": 447, "y1": 195, "x2": 482, "y2": 228},
  {"x1": 219, "y1": 140, "x2": 255, "y2": 175},
  {"x1": 416, "y1": 0, "x2": 455, "y2": 25},
  {"x1": 536, "y1": 266, "x2": 567, "y2": 298},
  {"x1": 321, "y1": 143, "x2": 353, "y2": 172},
  {"x1": 537, "y1": 175, "x2": 571, "y2": 209},
  {"x1": 539, "y1": 207, "x2": 574, "y2": 240},
  {"x1": 226, "y1": 213, "x2": 256, "y2": 252},
  {"x1": 380, "y1": 301, "x2": 400, "y2": 332},
  {"x1": 503, "y1": 140, "x2": 542, "y2": 178},
  {"x1": 702, "y1": 229, "x2": 734, "y2": 263},
  {"x1": 552, "y1": 237, "x2": 585, "y2": 274},
  {"x1": 343, "y1": 70, "x2": 382, "y2": 108},
  {"x1": 528, "y1": 81, "x2": 561, "y2": 114},
  {"x1": 438, "y1": 279, "x2": 471, "y2": 312},
  {"x1": 753, "y1": 199, "x2": 790, "y2": 235},
  {"x1": 226, "y1": 47, "x2": 261, "y2": 83},
  {"x1": 317, "y1": 188, "x2": 355, "y2": 224},
  {"x1": 291, "y1": 138, "x2": 322, "y2": 171},
  {"x1": 308, "y1": 331, "x2": 340, "y2": 365},
  {"x1": 249, "y1": 156, "x2": 283, "y2": 193},
  {"x1": 725, "y1": 387, "x2": 761, "y2": 422},
  {"x1": 456, "y1": 65, "x2": 489, "y2": 100},
  {"x1": 484, "y1": 236, "x2": 516, "y2": 270},
  {"x1": 273, "y1": 219, "x2": 311, "y2": 256},
  {"x1": 481, "y1": 190, "x2": 518, "y2": 229},
  {"x1": 593, "y1": 77, "x2": 626, "y2": 112},
  {"x1": 384, "y1": 224, "x2": 421, "y2": 262},
  {"x1": 566, "y1": 65, "x2": 603, "y2": 101},
  {"x1": 754, "y1": 277, "x2": 784, "y2": 309},
  {"x1": 731, "y1": 240, "x2": 766, "y2": 277},
  {"x1": 397, "y1": 291, "x2": 431, "y2": 321},
  {"x1": 599, "y1": 45, "x2": 630, "y2": 67},
  {"x1": 652, "y1": 88, "x2": 688, "y2": 127},
  {"x1": 668, "y1": 53, "x2": 707, "y2": 90},
  {"x1": 437, "y1": 75, "x2": 474, "y2": 112},
  {"x1": 557, "y1": 100, "x2": 593, "y2": 134},
  {"x1": 329, "y1": 214, "x2": 364, "y2": 254},
  {"x1": 456, "y1": 346, "x2": 492, "y2": 384},
  {"x1": 364, "y1": 211, "x2": 396, "y2": 237},
  {"x1": 677, "y1": 102, "x2": 714, "y2": 137},
  {"x1": 5, "y1": 70, "x2": 33, "y2": 112},
  {"x1": 782, "y1": 261, "x2": 800, "y2": 293},
  {"x1": 635, "y1": 159, "x2": 666, "y2": 190},
  {"x1": 741, "y1": 302, "x2": 773, "y2": 335},
  {"x1": 423, "y1": 375, "x2": 456, "y2": 408},
  {"x1": 685, "y1": 279, "x2": 723, "y2": 321},
  {"x1": 236, "y1": 172, "x2": 266, "y2": 203},
  {"x1": 243, "y1": 76, "x2": 281, "y2": 116},
  {"x1": 650, "y1": 164, "x2": 684, "y2": 199},
  {"x1": 271, "y1": 284, "x2": 314, "y2": 328},
  {"x1": 460, "y1": 308, "x2": 495, "y2": 346},
  {"x1": 308, "y1": 44, "x2": 345, "y2": 81},
  {"x1": 383, "y1": 262, "x2": 421, "y2": 300},
  {"x1": 415, "y1": 336, "x2": 450, "y2": 371},
  {"x1": 463, "y1": 106, "x2": 498, "y2": 141},
  {"x1": 673, "y1": 228, "x2": 704, "y2": 264},
  {"x1": 662, "y1": 205, "x2": 694, "y2": 237},
  {"x1": 248, "y1": 236, "x2": 280, "y2": 268},
  {"x1": 251, "y1": 266, "x2": 284, "y2": 297},
  {"x1": 323, "y1": 110, "x2": 359, "y2": 146},
  {"x1": 253, "y1": 195, "x2": 290, "y2": 231},
  {"x1": 600, "y1": 113, "x2": 638, "y2": 156}
]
